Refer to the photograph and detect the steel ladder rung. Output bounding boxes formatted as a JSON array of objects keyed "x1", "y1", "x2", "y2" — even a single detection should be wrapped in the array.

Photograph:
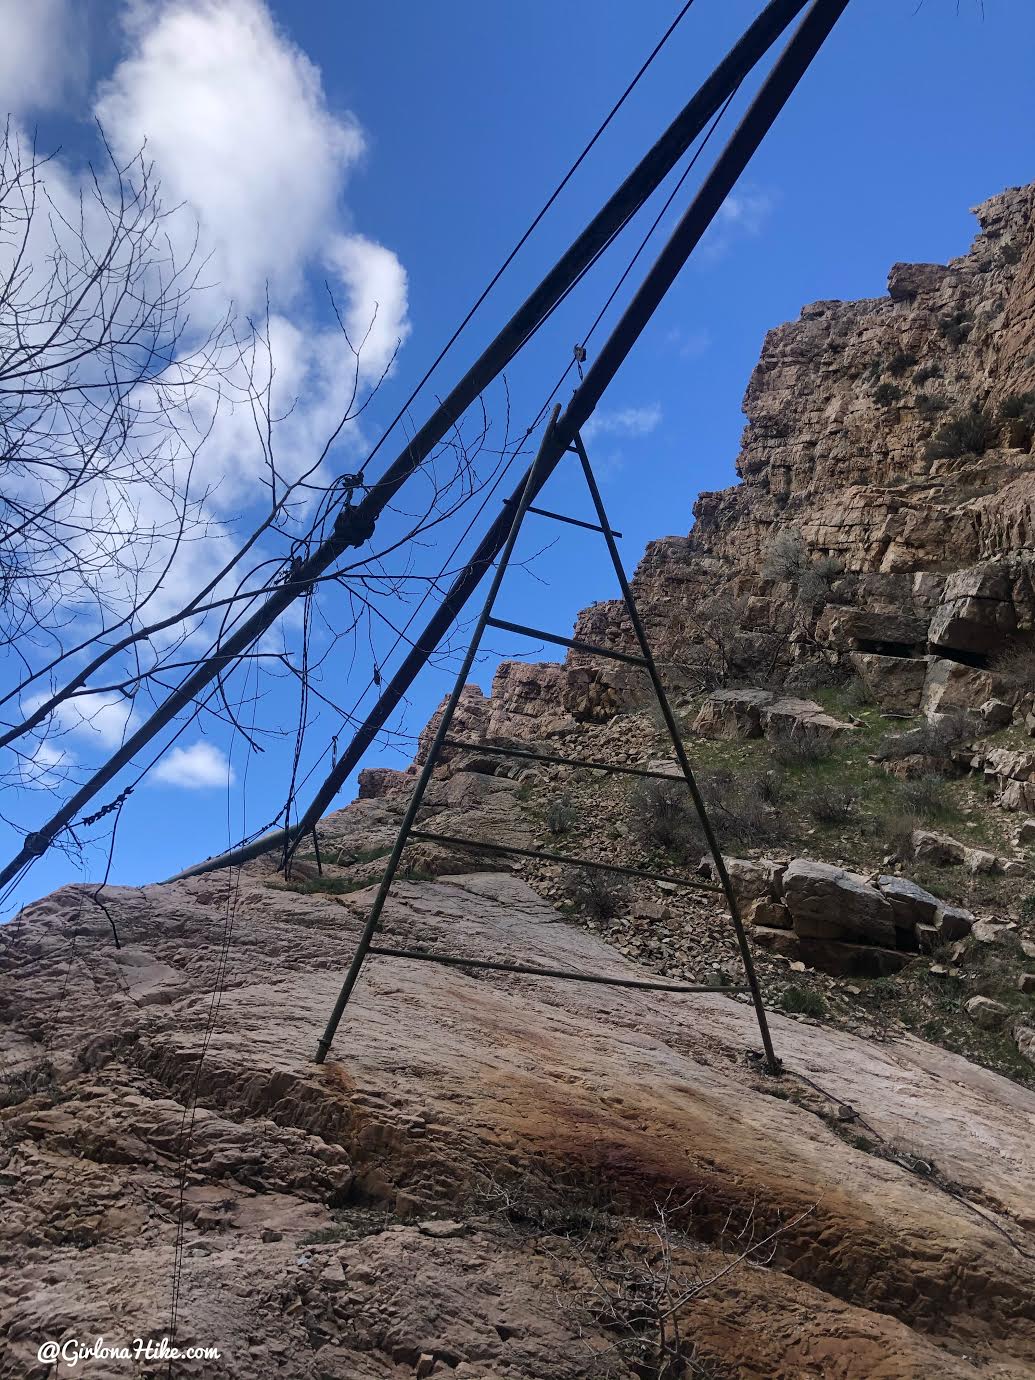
[
  {"x1": 501, "y1": 498, "x2": 622, "y2": 539},
  {"x1": 441, "y1": 736, "x2": 679, "y2": 782},
  {"x1": 406, "y1": 829, "x2": 722, "y2": 893},
  {"x1": 485, "y1": 616, "x2": 647, "y2": 667},
  {"x1": 365, "y1": 944, "x2": 746, "y2": 994}
]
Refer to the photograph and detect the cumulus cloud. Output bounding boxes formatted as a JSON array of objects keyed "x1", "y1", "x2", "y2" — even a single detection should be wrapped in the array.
[
  {"x1": 23, "y1": 690, "x2": 138, "y2": 749},
  {"x1": 95, "y1": 0, "x2": 369, "y2": 309},
  {"x1": 152, "y1": 740, "x2": 236, "y2": 788},
  {"x1": 583, "y1": 404, "x2": 662, "y2": 441},
  {"x1": 325, "y1": 234, "x2": 411, "y2": 382},
  {"x1": 0, "y1": 0, "x2": 87, "y2": 114}
]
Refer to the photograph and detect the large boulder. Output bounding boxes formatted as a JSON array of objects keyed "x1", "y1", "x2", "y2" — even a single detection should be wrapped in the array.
[
  {"x1": 751, "y1": 925, "x2": 912, "y2": 978},
  {"x1": 876, "y1": 875, "x2": 942, "y2": 928},
  {"x1": 782, "y1": 859, "x2": 897, "y2": 947},
  {"x1": 928, "y1": 564, "x2": 1017, "y2": 656},
  {"x1": 981, "y1": 747, "x2": 1035, "y2": 813},
  {"x1": 693, "y1": 689, "x2": 854, "y2": 743},
  {"x1": 920, "y1": 658, "x2": 996, "y2": 719},
  {"x1": 850, "y1": 653, "x2": 927, "y2": 713},
  {"x1": 821, "y1": 606, "x2": 929, "y2": 650}
]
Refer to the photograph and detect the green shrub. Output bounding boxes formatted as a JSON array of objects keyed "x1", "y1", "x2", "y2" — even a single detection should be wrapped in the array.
[
  {"x1": 924, "y1": 409, "x2": 993, "y2": 459},
  {"x1": 998, "y1": 391, "x2": 1035, "y2": 422},
  {"x1": 887, "y1": 350, "x2": 917, "y2": 377},
  {"x1": 1021, "y1": 893, "x2": 1035, "y2": 922},
  {"x1": 916, "y1": 392, "x2": 949, "y2": 418},
  {"x1": 912, "y1": 363, "x2": 942, "y2": 387},
  {"x1": 937, "y1": 309, "x2": 973, "y2": 347},
  {"x1": 873, "y1": 382, "x2": 903, "y2": 408},
  {"x1": 779, "y1": 985, "x2": 826, "y2": 1018}
]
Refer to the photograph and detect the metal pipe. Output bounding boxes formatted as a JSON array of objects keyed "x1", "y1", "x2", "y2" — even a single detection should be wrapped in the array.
[{"x1": 406, "y1": 829, "x2": 723, "y2": 892}]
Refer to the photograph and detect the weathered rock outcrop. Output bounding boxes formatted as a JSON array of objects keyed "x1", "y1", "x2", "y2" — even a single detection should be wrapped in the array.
[
  {"x1": 434, "y1": 183, "x2": 1035, "y2": 745},
  {"x1": 3, "y1": 843, "x2": 1035, "y2": 1378}
]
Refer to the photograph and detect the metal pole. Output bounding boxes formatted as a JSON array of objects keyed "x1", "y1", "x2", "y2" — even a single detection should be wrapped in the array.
[
  {"x1": 571, "y1": 431, "x2": 781, "y2": 1074},
  {"x1": 314, "y1": 407, "x2": 563, "y2": 1063},
  {"x1": 165, "y1": 0, "x2": 849, "y2": 887}
]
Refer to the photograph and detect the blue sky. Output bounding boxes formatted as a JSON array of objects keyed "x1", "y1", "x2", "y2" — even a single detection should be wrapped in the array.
[{"x1": 1, "y1": 0, "x2": 1033, "y2": 909}]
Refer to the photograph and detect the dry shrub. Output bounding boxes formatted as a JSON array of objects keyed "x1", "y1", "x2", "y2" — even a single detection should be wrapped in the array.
[
  {"x1": 566, "y1": 868, "x2": 628, "y2": 921},
  {"x1": 992, "y1": 642, "x2": 1035, "y2": 692},
  {"x1": 874, "y1": 713, "x2": 974, "y2": 762},
  {"x1": 769, "y1": 731, "x2": 834, "y2": 769},
  {"x1": 546, "y1": 798, "x2": 578, "y2": 836},
  {"x1": 807, "y1": 782, "x2": 859, "y2": 824}
]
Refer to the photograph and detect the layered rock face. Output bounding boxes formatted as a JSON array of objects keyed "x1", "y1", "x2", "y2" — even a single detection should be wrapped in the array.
[{"x1": 452, "y1": 183, "x2": 1035, "y2": 739}]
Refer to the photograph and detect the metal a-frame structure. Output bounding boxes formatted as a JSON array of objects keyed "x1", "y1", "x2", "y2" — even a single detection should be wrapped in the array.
[{"x1": 315, "y1": 409, "x2": 780, "y2": 1075}]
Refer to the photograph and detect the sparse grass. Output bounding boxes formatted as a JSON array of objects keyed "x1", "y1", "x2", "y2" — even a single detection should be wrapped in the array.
[
  {"x1": 898, "y1": 773, "x2": 954, "y2": 821},
  {"x1": 862, "y1": 806, "x2": 921, "y2": 861},
  {"x1": 629, "y1": 778, "x2": 700, "y2": 854},
  {"x1": 779, "y1": 985, "x2": 826, "y2": 1018}
]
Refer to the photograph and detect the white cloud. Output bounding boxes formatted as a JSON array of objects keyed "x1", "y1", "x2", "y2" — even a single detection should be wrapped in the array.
[
  {"x1": 94, "y1": 0, "x2": 392, "y2": 315},
  {"x1": 24, "y1": 690, "x2": 139, "y2": 750},
  {"x1": 662, "y1": 326, "x2": 711, "y2": 360},
  {"x1": 0, "y1": 0, "x2": 86, "y2": 114},
  {"x1": 325, "y1": 234, "x2": 411, "y2": 382},
  {"x1": 152, "y1": 740, "x2": 236, "y2": 788},
  {"x1": 717, "y1": 188, "x2": 775, "y2": 235},
  {"x1": 699, "y1": 186, "x2": 777, "y2": 263},
  {"x1": 583, "y1": 404, "x2": 662, "y2": 441}
]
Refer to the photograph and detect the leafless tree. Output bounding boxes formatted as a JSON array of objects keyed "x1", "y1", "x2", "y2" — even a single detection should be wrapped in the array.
[{"x1": 0, "y1": 124, "x2": 517, "y2": 870}]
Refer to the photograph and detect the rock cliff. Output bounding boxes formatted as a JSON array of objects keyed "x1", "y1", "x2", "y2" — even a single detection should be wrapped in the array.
[{"x1": 446, "y1": 182, "x2": 1035, "y2": 739}]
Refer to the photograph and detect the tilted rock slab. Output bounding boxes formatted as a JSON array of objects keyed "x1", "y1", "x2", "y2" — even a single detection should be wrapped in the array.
[{"x1": 3, "y1": 850, "x2": 1035, "y2": 1377}]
